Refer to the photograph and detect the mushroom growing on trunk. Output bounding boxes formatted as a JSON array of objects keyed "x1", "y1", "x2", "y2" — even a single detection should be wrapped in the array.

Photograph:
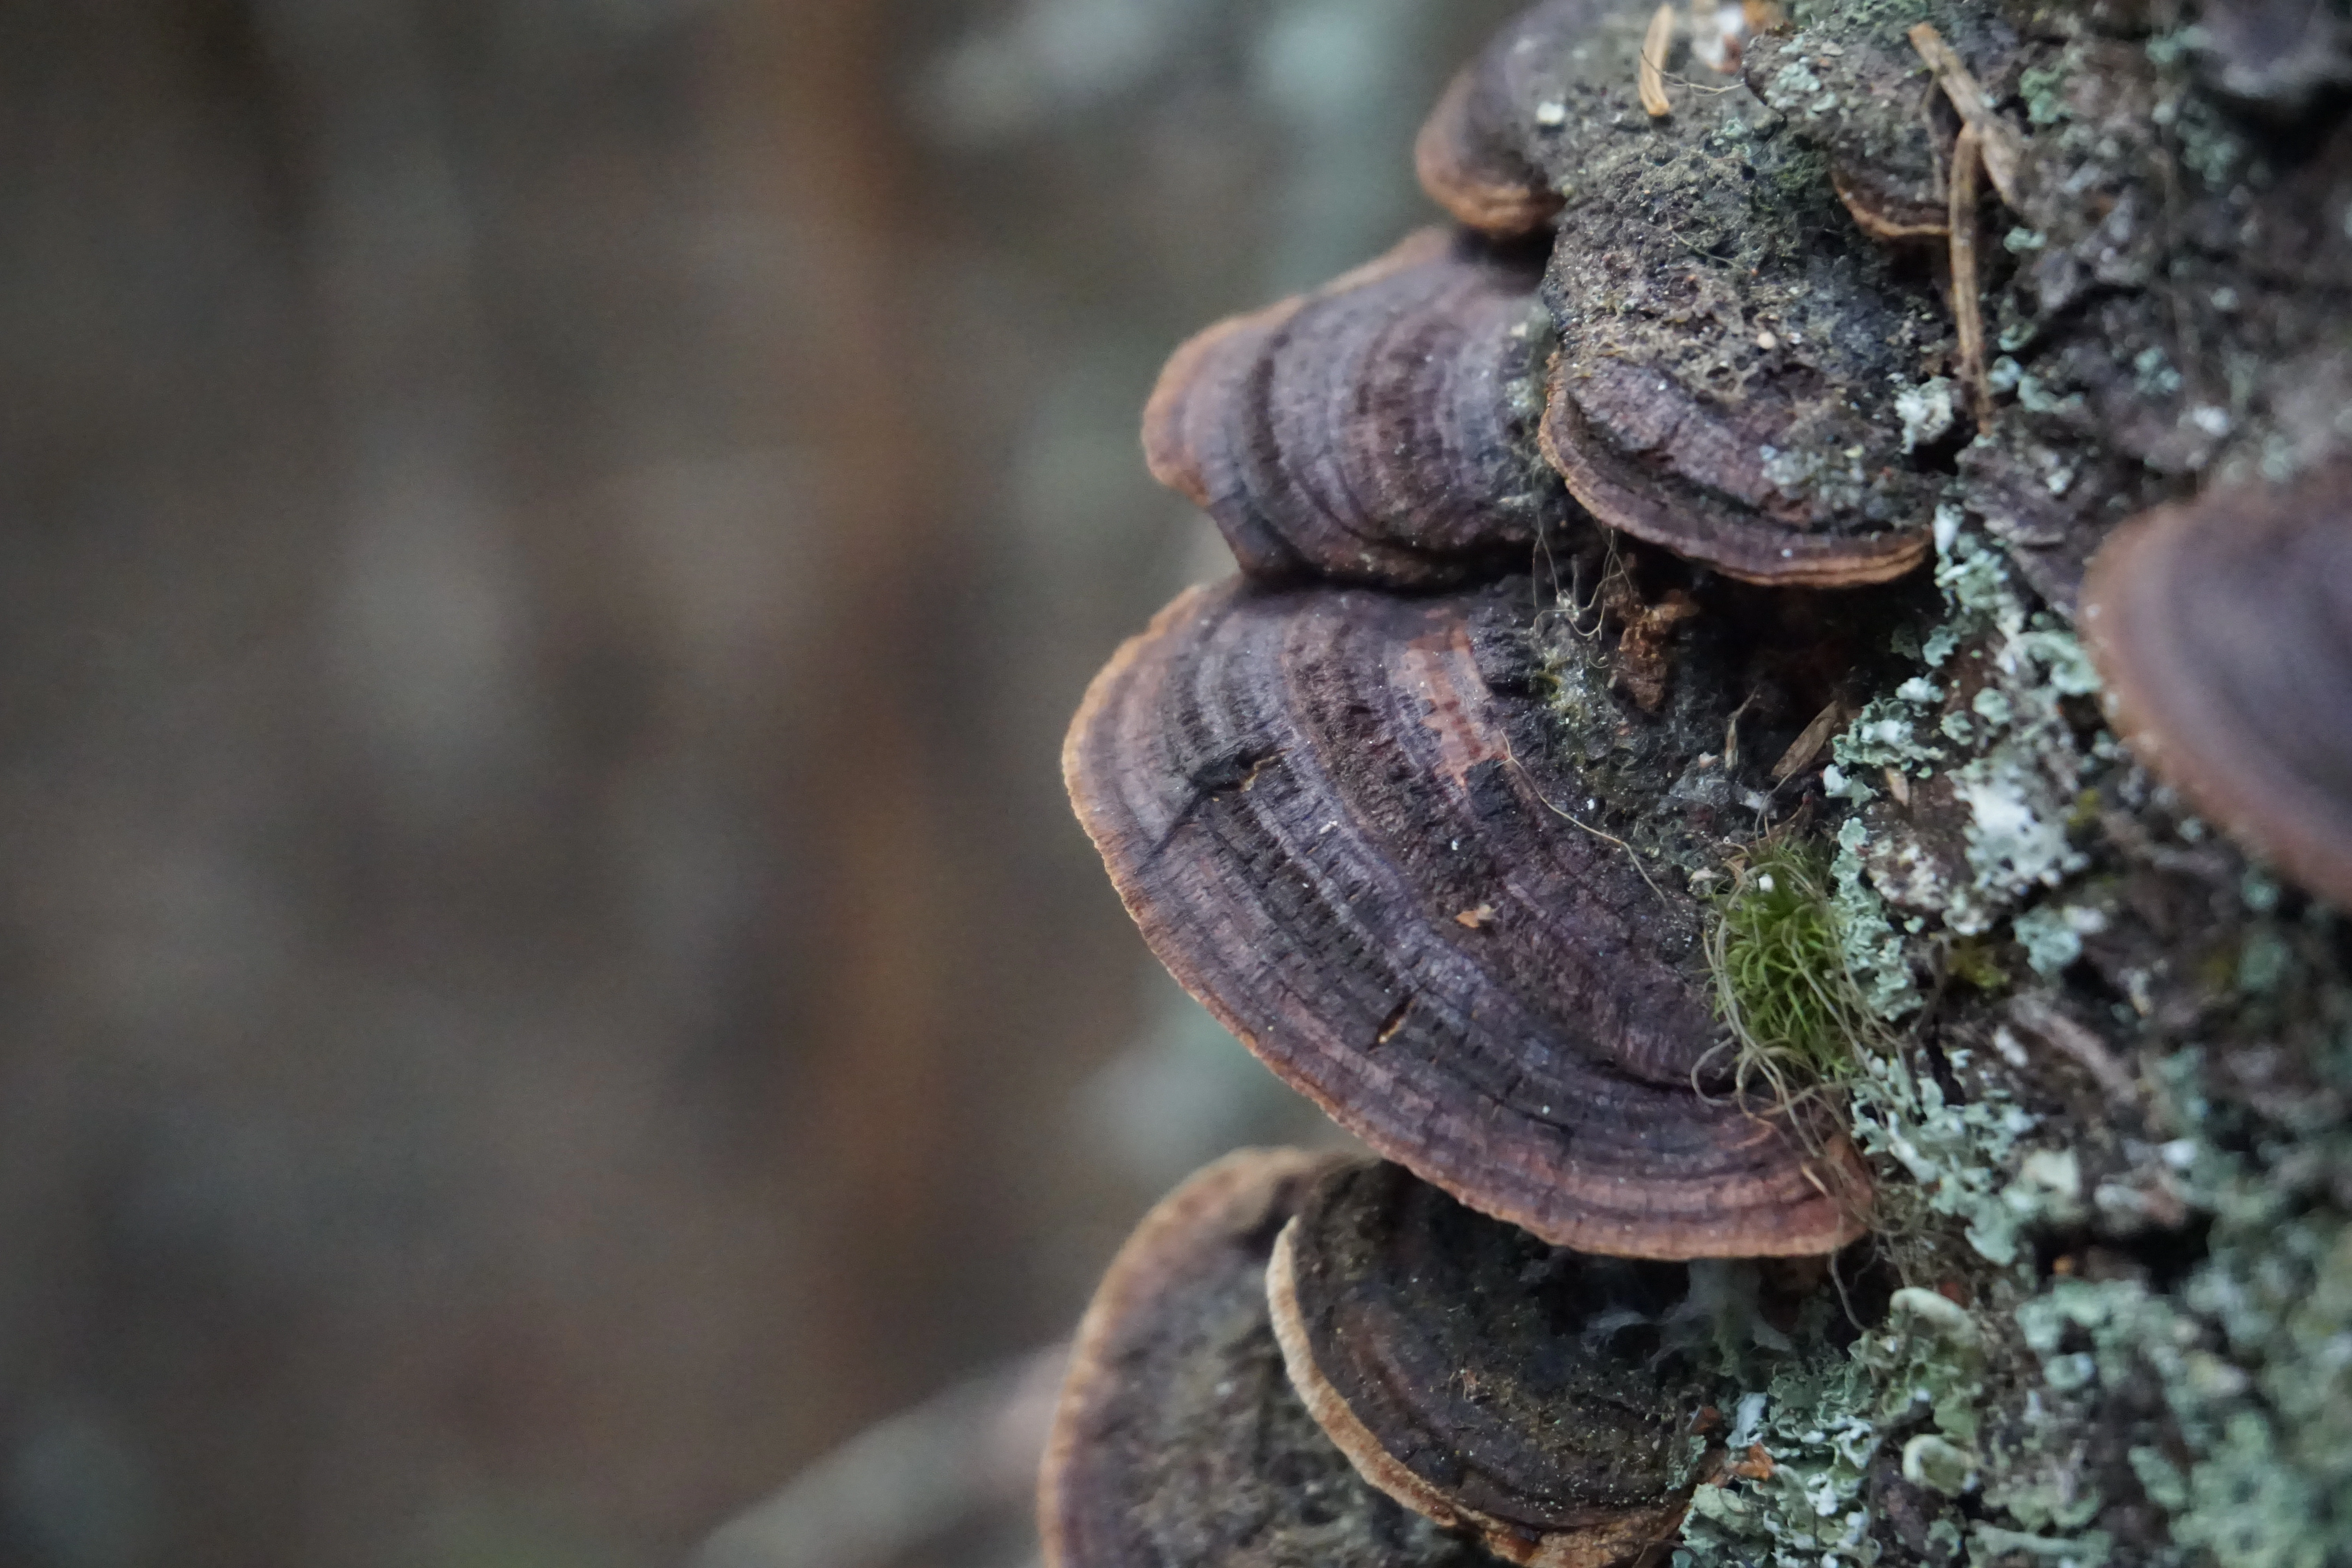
[{"x1": 1064, "y1": 575, "x2": 1869, "y2": 1259}]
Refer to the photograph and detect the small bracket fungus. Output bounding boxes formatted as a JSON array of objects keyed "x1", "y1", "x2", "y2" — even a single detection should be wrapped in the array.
[
  {"x1": 1413, "y1": 0, "x2": 1603, "y2": 236},
  {"x1": 2080, "y1": 468, "x2": 2352, "y2": 909},
  {"x1": 1268, "y1": 1159, "x2": 1714, "y2": 1568},
  {"x1": 1537, "y1": 343, "x2": 1936, "y2": 589},
  {"x1": 1063, "y1": 575, "x2": 1869, "y2": 1258},
  {"x1": 1741, "y1": 16, "x2": 2026, "y2": 247},
  {"x1": 1038, "y1": 1149, "x2": 1489, "y2": 1568},
  {"x1": 1143, "y1": 228, "x2": 1575, "y2": 590}
]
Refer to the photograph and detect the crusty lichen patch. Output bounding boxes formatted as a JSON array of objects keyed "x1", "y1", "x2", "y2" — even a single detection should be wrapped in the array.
[{"x1": 1662, "y1": 660, "x2": 2350, "y2": 1568}]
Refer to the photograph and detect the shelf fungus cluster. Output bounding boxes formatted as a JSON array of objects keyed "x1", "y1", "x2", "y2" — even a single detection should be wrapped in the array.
[
  {"x1": 1036, "y1": 0, "x2": 1971, "y2": 1560},
  {"x1": 1040, "y1": 1149, "x2": 1492, "y2": 1568},
  {"x1": 1042, "y1": 1151, "x2": 1746, "y2": 1568},
  {"x1": 1142, "y1": 0, "x2": 1950, "y2": 598},
  {"x1": 1032, "y1": 0, "x2": 2352, "y2": 1556}
]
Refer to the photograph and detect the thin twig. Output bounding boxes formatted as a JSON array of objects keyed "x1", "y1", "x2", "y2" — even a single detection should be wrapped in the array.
[
  {"x1": 1723, "y1": 690, "x2": 1759, "y2": 772},
  {"x1": 1909, "y1": 23, "x2": 2025, "y2": 207},
  {"x1": 2007, "y1": 994, "x2": 2142, "y2": 1107},
  {"x1": 695, "y1": 1345, "x2": 1068, "y2": 1568},
  {"x1": 1503, "y1": 745, "x2": 1673, "y2": 909},
  {"x1": 1948, "y1": 122, "x2": 1992, "y2": 426},
  {"x1": 1640, "y1": 3, "x2": 1676, "y2": 118}
]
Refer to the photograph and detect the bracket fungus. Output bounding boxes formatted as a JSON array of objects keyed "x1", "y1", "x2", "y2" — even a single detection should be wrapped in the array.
[
  {"x1": 1063, "y1": 575, "x2": 1868, "y2": 1259},
  {"x1": 1536, "y1": 304, "x2": 1936, "y2": 588},
  {"x1": 1039, "y1": 1148, "x2": 1492, "y2": 1568},
  {"x1": 1269, "y1": 1159, "x2": 1712, "y2": 1568},
  {"x1": 1142, "y1": 228, "x2": 1573, "y2": 590},
  {"x1": 1152, "y1": 0, "x2": 1953, "y2": 592},
  {"x1": 2081, "y1": 469, "x2": 2352, "y2": 908},
  {"x1": 1739, "y1": 29, "x2": 1965, "y2": 242},
  {"x1": 1413, "y1": 0, "x2": 1599, "y2": 236}
]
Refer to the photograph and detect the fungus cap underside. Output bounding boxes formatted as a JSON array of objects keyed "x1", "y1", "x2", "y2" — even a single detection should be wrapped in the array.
[
  {"x1": 1142, "y1": 228, "x2": 1572, "y2": 590},
  {"x1": 1039, "y1": 1148, "x2": 1492, "y2": 1568}
]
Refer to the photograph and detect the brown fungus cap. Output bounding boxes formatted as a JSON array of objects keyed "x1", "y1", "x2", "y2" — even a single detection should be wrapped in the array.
[
  {"x1": 1143, "y1": 229, "x2": 1576, "y2": 590},
  {"x1": 1738, "y1": 29, "x2": 1975, "y2": 243},
  {"x1": 1538, "y1": 341, "x2": 1935, "y2": 589},
  {"x1": 1063, "y1": 575, "x2": 1868, "y2": 1258},
  {"x1": 1426, "y1": 0, "x2": 1947, "y2": 585},
  {"x1": 1268, "y1": 1159, "x2": 1711, "y2": 1568},
  {"x1": 1413, "y1": 0, "x2": 1606, "y2": 236},
  {"x1": 2080, "y1": 469, "x2": 2352, "y2": 908},
  {"x1": 1039, "y1": 1148, "x2": 1497, "y2": 1568}
]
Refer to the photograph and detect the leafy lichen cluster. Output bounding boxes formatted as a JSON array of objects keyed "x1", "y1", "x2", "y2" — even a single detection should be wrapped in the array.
[{"x1": 1527, "y1": 357, "x2": 2351, "y2": 1568}]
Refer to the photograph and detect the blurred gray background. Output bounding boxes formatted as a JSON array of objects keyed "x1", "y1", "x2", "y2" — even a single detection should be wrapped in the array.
[{"x1": 0, "y1": 1, "x2": 1517, "y2": 1563}]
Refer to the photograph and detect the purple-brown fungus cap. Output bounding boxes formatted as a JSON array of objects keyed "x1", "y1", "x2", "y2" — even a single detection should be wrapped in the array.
[
  {"x1": 1038, "y1": 1148, "x2": 1495, "y2": 1568},
  {"x1": 1063, "y1": 575, "x2": 1869, "y2": 1259},
  {"x1": 1268, "y1": 1159, "x2": 1711, "y2": 1568},
  {"x1": 1537, "y1": 356, "x2": 1936, "y2": 589},
  {"x1": 1413, "y1": 0, "x2": 1606, "y2": 236},
  {"x1": 1143, "y1": 229, "x2": 1575, "y2": 589},
  {"x1": 2081, "y1": 468, "x2": 2352, "y2": 907}
]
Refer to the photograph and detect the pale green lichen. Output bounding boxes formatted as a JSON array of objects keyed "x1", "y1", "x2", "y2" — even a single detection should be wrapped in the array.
[
  {"x1": 1676, "y1": 484, "x2": 2352, "y2": 1564},
  {"x1": 1856, "y1": 1287, "x2": 1989, "y2": 1443},
  {"x1": 2012, "y1": 905, "x2": 2086, "y2": 977},
  {"x1": 1897, "y1": 379, "x2": 1959, "y2": 454},
  {"x1": 1677, "y1": 1009, "x2": 2349, "y2": 1567},
  {"x1": 1833, "y1": 815, "x2": 1921, "y2": 1019},
  {"x1": 2019, "y1": 60, "x2": 2074, "y2": 126},
  {"x1": 1820, "y1": 525, "x2": 2104, "y2": 942},
  {"x1": 1675, "y1": 1353, "x2": 1882, "y2": 1566},
  {"x1": 1836, "y1": 700, "x2": 1931, "y2": 770},
  {"x1": 1851, "y1": 1047, "x2": 2051, "y2": 1268}
]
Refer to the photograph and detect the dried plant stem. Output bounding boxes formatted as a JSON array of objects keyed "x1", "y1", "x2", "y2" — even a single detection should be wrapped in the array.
[
  {"x1": 1770, "y1": 698, "x2": 1848, "y2": 783},
  {"x1": 1640, "y1": 4, "x2": 1676, "y2": 118},
  {"x1": 1908, "y1": 23, "x2": 2025, "y2": 207},
  {"x1": 1948, "y1": 123, "x2": 1992, "y2": 426}
]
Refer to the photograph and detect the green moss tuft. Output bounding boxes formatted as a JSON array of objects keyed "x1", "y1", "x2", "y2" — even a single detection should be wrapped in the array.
[{"x1": 1708, "y1": 841, "x2": 1880, "y2": 1096}]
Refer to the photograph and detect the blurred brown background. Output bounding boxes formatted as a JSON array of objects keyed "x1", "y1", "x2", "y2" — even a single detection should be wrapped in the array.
[{"x1": 0, "y1": 1, "x2": 1515, "y2": 1563}]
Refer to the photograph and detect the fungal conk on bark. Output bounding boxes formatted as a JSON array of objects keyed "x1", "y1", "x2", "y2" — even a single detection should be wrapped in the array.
[
  {"x1": 1046, "y1": 0, "x2": 1962, "y2": 1555},
  {"x1": 2082, "y1": 467, "x2": 2352, "y2": 909},
  {"x1": 1040, "y1": 1149, "x2": 1495, "y2": 1568},
  {"x1": 1143, "y1": 229, "x2": 1572, "y2": 590},
  {"x1": 1064, "y1": 575, "x2": 1867, "y2": 1260},
  {"x1": 1268, "y1": 1160, "x2": 1714, "y2": 1568},
  {"x1": 1522, "y1": 75, "x2": 1943, "y2": 584},
  {"x1": 1413, "y1": 0, "x2": 1600, "y2": 236}
]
